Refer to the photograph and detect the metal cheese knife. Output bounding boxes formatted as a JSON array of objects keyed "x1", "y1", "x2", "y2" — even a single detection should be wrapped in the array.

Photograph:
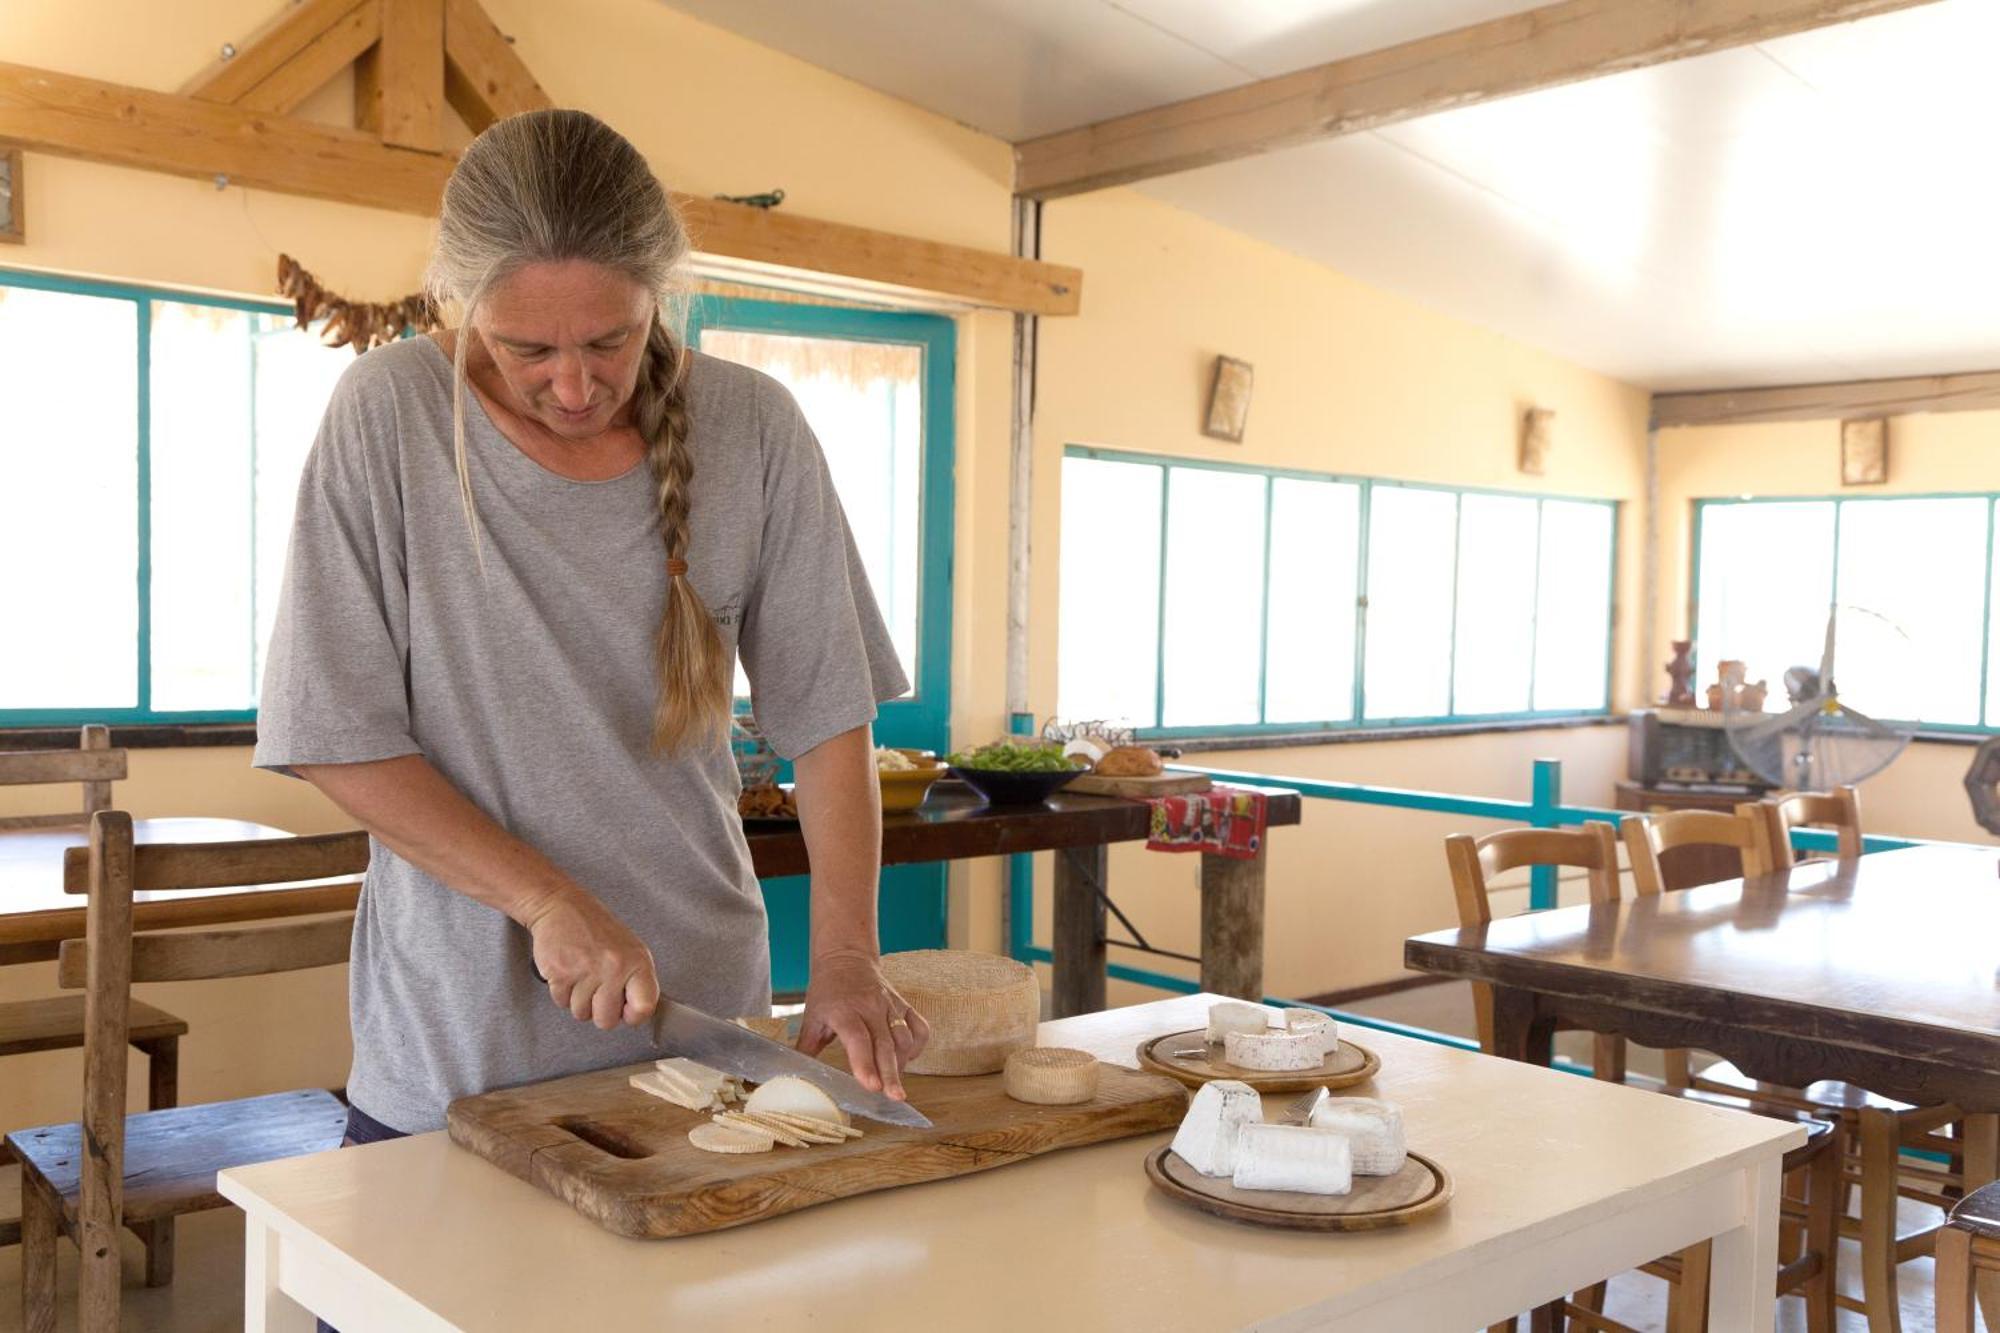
[{"x1": 648, "y1": 998, "x2": 933, "y2": 1129}]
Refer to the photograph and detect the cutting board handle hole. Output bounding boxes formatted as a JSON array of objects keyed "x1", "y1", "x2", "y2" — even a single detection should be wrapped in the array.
[{"x1": 555, "y1": 1117, "x2": 651, "y2": 1160}]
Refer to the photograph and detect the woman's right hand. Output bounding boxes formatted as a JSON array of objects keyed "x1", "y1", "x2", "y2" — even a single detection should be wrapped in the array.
[{"x1": 521, "y1": 887, "x2": 661, "y2": 1030}]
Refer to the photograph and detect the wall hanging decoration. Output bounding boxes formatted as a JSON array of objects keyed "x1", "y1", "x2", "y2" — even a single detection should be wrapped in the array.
[
  {"x1": 0, "y1": 147, "x2": 22, "y2": 244},
  {"x1": 277, "y1": 253, "x2": 438, "y2": 353},
  {"x1": 1840, "y1": 418, "x2": 1888, "y2": 486},
  {"x1": 1203, "y1": 355, "x2": 1254, "y2": 442},
  {"x1": 1520, "y1": 406, "x2": 1554, "y2": 475}
]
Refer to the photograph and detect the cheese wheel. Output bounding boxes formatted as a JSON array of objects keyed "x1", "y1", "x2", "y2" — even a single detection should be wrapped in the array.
[
  {"x1": 1223, "y1": 1027, "x2": 1324, "y2": 1072},
  {"x1": 881, "y1": 950, "x2": 1040, "y2": 1075},
  {"x1": 1282, "y1": 1008, "x2": 1339, "y2": 1058},
  {"x1": 1206, "y1": 1000, "x2": 1270, "y2": 1044},
  {"x1": 1003, "y1": 1047, "x2": 1101, "y2": 1105},
  {"x1": 1309, "y1": 1096, "x2": 1406, "y2": 1176}
]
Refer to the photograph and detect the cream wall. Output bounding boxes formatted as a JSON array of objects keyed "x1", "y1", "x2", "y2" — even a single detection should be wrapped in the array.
[{"x1": 1656, "y1": 412, "x2": 2000, "y2": 847}]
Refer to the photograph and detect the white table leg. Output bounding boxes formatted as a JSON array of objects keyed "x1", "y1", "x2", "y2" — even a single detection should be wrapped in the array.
[
  {"x1": 1707, "y1": 1155, "x2": 1782, "y2": 1333},
  {"x1": 244, "y1": 1213, "x2": 316, "y2": 1333}
]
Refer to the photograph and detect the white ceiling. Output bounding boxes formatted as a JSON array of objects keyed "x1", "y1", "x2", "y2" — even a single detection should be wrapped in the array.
[{"x1": 658, "y1": 0, "x2": 2000, "y2": 391}]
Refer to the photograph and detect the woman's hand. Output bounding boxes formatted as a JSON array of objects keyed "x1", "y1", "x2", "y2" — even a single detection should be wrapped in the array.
[
  {"x1": 521, "y1": 886, "x2": 662, "y2": 1030},
  {"x1": 796, "y1": 948, "x2": 931, "y2": 1099}
]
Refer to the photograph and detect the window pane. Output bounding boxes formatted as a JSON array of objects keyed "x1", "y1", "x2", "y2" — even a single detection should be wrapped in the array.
[
  {"x1": 699, "y1": 330, "x2": 921, "y2": 702},
  {"x1": 1363, "y1": 486, "x2": 1458, "y2": 720},
  {"x1": 151, "y1": 301, "x2": 255, "y2": 711},
  {"x1": 1059, "y1": 457, "x2": 1162, "y2": 727},
  {"x1": 1835, "y1": 498, "x2": 1986, "y2": 725},
  {"x1": 0, "y1": 286, "x2": 138, "y2": 709},
  {"x1": 252, "y1": 316, "x2": 353, "y2": 700},
  {"x1": 1161, "y1": 469, "x2": 1266, "y2": 727},
  {"x1": 1533, "y1": 500, "x2": 1616, "y2": 711},
  {"x1": 1451, "y1": 494, "x2": 1539, "y2": 714},
  {"x1": 1264, "y1": 479, "x2": 1360, "y2": 724},
  {"x1": 1695, "y1": 502, "x2": 1835, "y2": 694},
  {"x1": 1989, "y1": 501, "x2": 2000, "y2": 728}
]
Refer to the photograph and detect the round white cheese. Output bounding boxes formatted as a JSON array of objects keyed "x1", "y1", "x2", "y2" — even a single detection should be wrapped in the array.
[
  {"x1": 1222, "y1": 1027, "x2": 1324, "y2": 1072},
  {"x1": 882, "y1": 950, "x2": 1040, "y2": 1075}
]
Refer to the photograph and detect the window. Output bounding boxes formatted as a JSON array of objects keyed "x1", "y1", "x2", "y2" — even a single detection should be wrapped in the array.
[
  {"x1": 0, "y1": 272, "x2": 355, "y2": 724},
  {"x1": 1058, "y1": 448, "x2": 1618, "y2": 734},
  {"x1": 1694, "y1": 495, "x2": 1998, "y2": 728}
]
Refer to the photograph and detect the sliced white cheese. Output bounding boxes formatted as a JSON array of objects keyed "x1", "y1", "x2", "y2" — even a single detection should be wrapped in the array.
[
  {"x1": 1232, "y1": 1123, "x2": 1354, "y2": 1195},
  {"x1": 743, "y1": 1074, "x2": 850, "y2": 1127},
  {"x1": 1282, "y1": 1008, "x2": 1339, "y2": 1058},
  {"x1": 645, "y1": 1057, "x2": 738, "y2": 1110},
  {"x1": 630, "y1": 1069, "x2": 721, "y2": 1112},
  {"x1": 1223, "y1": 1027, "x2": 1324, "y2": 1072},
  {"x1": 1168, "y1": 1079, "x2": 1262, "y2": 1177},
  {"x1": 1205, "y1": 1001, "x2": 1270, "y2": 1044},
  {"x1": 1308, "y1": 1096, "x2": 1407, "y2": 1176}
]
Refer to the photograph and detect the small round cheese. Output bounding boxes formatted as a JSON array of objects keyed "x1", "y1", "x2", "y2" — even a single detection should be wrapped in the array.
[
  {"x1": 1003, "y1": 1047, "x2": 1100, "y2": 1105},
  {"x1": 1223, "y1": 1027, "x2": 1324, "y2": 1072},
  {"x1": 881, "y1": 950, "x2": 1040, "y2": 1075},
  {"x1": 688, "y1": 1122, "x2": 775, "y2": 1155}
]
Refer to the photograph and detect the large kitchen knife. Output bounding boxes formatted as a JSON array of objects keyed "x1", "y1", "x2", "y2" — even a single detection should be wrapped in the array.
[{"x1": 648, "y1": 998, "x2": 933, "y2": 1129}]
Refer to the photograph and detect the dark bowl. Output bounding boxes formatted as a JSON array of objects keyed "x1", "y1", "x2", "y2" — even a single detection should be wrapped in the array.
[{"x1": 946, "y1": 765, "x2": 1083, "y2": 807}]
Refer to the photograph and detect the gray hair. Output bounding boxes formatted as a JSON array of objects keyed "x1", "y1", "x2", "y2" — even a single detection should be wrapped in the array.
[{"x1": 426, "y1": 110, "x2": 727, "y2": 753}]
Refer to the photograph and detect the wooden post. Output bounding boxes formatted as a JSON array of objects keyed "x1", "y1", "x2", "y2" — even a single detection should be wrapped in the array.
[
  {"x1": 80, "y1": 723, "x2": 112, "y2": 817},
  {"x1": 1199, "y1": 846, "x2": 1265, "y2": 1001},
  {"x1": 1051, "y1": 845, "x2": 1107, "y2": 1018},
  {"x1": 78, "y1": 811, "x2": 134, "y2": 1329},
  {"x1": 21, "y1": 1173, "x2": 59, "y2": 1333}
]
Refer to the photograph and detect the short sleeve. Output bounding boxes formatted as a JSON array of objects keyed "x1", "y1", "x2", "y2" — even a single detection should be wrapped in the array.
[
  {"x1": 736, "y1": 380, "x2": 910, "y2": 760},
  {"x1": 252, "y1": 361, "x2": 423, "y2": 775}
]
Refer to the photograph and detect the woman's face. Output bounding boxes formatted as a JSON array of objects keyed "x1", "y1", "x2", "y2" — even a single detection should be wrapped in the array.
[{"x1": 472, "y1": 260, "x2": 654, "y2": 441}]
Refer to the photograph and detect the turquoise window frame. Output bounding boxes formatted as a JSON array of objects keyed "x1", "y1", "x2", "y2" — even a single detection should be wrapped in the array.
[
  {"x1": 1690, "y1": 492, "x2": 2000, "y2": 735},
  {"x1": 0, "y1": 266, "x2": 329, "y2": 728},
  {"x1": 1062, "y1": 446, "x2": 1620, "y2": 739}
]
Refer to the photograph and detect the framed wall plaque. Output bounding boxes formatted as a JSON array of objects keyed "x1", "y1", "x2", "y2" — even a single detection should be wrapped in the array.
[
  {"x1": 0, "y1": 147, "x2": 21, "y2": 244},
  {"x1": 1203, "y1": 355, "x2": 1253, "y2": 443},
  {"x1": 1841, "y1": 418, "x2": 1887, "y2": 486}
]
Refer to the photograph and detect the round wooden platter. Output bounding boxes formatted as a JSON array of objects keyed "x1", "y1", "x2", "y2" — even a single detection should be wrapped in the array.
[
  {"x1": 1144, "y1": 1145, "x2": 1452, "y2": 1232},
  {"x1": 1136, "y1": 1029, "x2": 1381, "y2": 1093}
]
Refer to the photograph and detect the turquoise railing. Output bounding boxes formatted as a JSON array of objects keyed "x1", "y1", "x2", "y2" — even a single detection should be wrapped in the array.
[{"x1": 1004, "y1": 756, "x2": 1927, "y2": 1064}]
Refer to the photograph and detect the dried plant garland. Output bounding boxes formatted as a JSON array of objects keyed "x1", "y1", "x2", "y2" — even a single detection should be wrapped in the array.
[{"x1": 277, "y1": 254, "x2": 438, "y2": 353}]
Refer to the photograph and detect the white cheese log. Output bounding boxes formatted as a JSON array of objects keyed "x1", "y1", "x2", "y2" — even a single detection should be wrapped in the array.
[
  {"x1": 1223, "y1": 1027, "x2": 1324, "y2": 1072},
  {"x1": 1309, "y1": 1097, "x2": 1407, "y2": 1175},
  {"x1": 1169, "y1": 1079, "x2": 1262, "y2": 1177},
  {"x1": 1232, "y1": 1123, "x2": 1354, "y2": 1195},
  {"x1": 1205, "y1": 1000, "x2": 1270, "y2": 1044},
  {"x1": 881, "y1": 950, "x2": 1040, "y2": 1075},
  {"x1": 1282, "y1": 1008, "x2": 1339, "y2": 1058}
]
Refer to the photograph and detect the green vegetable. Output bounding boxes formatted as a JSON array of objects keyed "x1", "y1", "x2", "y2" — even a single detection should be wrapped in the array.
[{"x1": 945, "y1": 741, "x2": 1084, "y2": 773}]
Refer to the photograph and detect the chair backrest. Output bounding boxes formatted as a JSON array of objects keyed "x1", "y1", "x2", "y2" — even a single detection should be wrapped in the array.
[
  {"x1": 1620, "y1": 806, "x2": 1775, "y2": 896},
  {"x1": 1443, "y1": 823, "x2": 1620, "y2": 1057},
  {"x1": 57, "y1": 812, "x2": 366, "y2": 1272},
  {"x1": 0, "y1": 724, "x2": 125, "y2": 832},
  {"x1": 1760, "y1": 786, "x2": 1863, "y2": 870}
]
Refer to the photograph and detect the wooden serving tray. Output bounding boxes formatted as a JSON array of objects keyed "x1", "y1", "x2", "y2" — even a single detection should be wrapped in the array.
[
  {"x1": 1144, "y1": 1145, "x2": 1452, "y2": 1231},
  {"x1": 1137, "y1": 1029, "x2": 1382, "y2": 1093},
  {"x1": 1065, "y1": 771, "x2": 1212, "y2": 799},
  {"x1": 448, "y1": 1060, "x2": 1188, "y2": 1238}
]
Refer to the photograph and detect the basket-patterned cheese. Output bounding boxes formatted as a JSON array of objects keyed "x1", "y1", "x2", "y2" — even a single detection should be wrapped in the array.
[
  {"x1": 1003, "y1": 1047, "x2": 1100, "y2": 1105},
  {"x1": 1309, "y1": 1096, "x2": 1406, "y2": 1176},
  {"x1": 881, "y1": 949, "x2": 1040, "y2": 1075},
  {"x1": 1222, "y1": 1026, "x2": 1323, "y2": 1072}
]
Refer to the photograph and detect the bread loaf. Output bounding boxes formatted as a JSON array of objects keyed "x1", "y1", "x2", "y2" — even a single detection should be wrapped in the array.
[
  {"x1": 1094, "y1": 746, "x2": 1164, "y2": 777},
  {"x1": 880, "y1": 950, "x2": 1040, "y2": 1075}
]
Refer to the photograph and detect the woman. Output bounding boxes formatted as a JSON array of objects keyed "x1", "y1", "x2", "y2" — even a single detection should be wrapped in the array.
[{"x1": 254, "y1": 109, "x2": 930, "y2": 1145}]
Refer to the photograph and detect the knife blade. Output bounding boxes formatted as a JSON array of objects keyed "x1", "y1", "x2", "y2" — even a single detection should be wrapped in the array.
[{"x1": 647, "y1": 998, "x2": 932, "y2": 1129}]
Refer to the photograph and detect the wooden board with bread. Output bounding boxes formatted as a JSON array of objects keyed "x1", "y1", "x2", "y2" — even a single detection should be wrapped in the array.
[{"x1": 1066, "y1": 744, "x2": 1212, "y2": 798}]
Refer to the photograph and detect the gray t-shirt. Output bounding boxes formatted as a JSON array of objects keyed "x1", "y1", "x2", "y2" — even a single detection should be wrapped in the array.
[{"x1": 254, "y1": 336, "x2": 907, "y2": 1133}]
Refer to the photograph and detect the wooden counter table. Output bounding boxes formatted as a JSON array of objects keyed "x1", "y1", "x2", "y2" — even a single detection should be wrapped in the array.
[
  {"x1": 219, "y1": 992, "x2": 1798, "y2": 1332},
  {"x1": 747, "y1": 780, "x2": 1304, "y2": 1014},
  {"x1": 0, "y1": 818, "x2": 357, "y2": 966}
]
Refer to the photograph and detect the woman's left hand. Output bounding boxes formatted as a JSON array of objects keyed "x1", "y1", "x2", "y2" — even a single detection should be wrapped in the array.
[{"x1": 796, "y1": 948, "x2": 931, "y2": 1099}]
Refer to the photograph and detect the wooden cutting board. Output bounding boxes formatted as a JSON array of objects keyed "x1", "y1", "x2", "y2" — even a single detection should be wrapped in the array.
[
  {"x1": 447, "y1": 1060, "x2": 1188, "y2": 1238},
  {"x1": 1065, "y1": 771, "x2": 1212, "y2": 799}
]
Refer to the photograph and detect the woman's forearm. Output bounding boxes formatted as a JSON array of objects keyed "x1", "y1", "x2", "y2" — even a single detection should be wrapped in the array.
[
  {"x1": 790, "y1": 724, "x2": 883, "y2": 961},
  {"x1": 294, "y1": 754, "x2": 582, "y2": 926}
]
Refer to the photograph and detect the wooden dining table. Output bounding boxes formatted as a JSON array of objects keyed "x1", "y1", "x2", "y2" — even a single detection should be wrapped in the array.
[
  {"x1": 1404, "y1": 841, "x2": 2000, "y2": 1328},
  {"x1": 0, "y1": 817, "x2": 358, "y2": 967}
]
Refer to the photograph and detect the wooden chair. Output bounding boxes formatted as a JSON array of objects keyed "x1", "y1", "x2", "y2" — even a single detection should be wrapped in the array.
[
  {"x1": 0, "y1": 727, "x2": 188, "y2": 1255},
  {"x1": 5, "y1": 812, "x2": 363, "y2": 1333},
  {"x1": 1936, "y1": 1179, "x2": 2000, "y2": 1333},
  {"x1": 1759, "y1": 785, "x2": 1864, "y2": 869}
]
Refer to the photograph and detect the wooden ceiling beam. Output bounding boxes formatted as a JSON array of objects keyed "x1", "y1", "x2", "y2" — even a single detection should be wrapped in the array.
[
  {"x1": 235, "y1": 0, "x2": 382, "y2": 116},
  {"x1": 1652, "y1": 369, "x2": 2000, "y2": 427},
  {"x1": 443, "y1": 0, "x2": 551, "y2": 133},
  {"x1": 184, "y1": 0, "x2": 374, "y2": 104},
  {"x1": 0, "y1": 60, "x2": 452, "y2": 214},
  {"x1": 1014, "y1": 0, "x2": 1945, "y2": 200},
  {"x1": 357, "y1": 0, "x2": 444, "y2": 152}
]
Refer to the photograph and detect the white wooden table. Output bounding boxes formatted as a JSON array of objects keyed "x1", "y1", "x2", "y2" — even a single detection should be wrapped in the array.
[{"x1": 220, "y1": 993, "x2": 1799, "y2": 1331}]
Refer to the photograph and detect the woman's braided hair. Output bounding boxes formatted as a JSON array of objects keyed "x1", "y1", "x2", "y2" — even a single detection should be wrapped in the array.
[{"x1": 425, "y1": 109, "x2": 729, "y2": 754}]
